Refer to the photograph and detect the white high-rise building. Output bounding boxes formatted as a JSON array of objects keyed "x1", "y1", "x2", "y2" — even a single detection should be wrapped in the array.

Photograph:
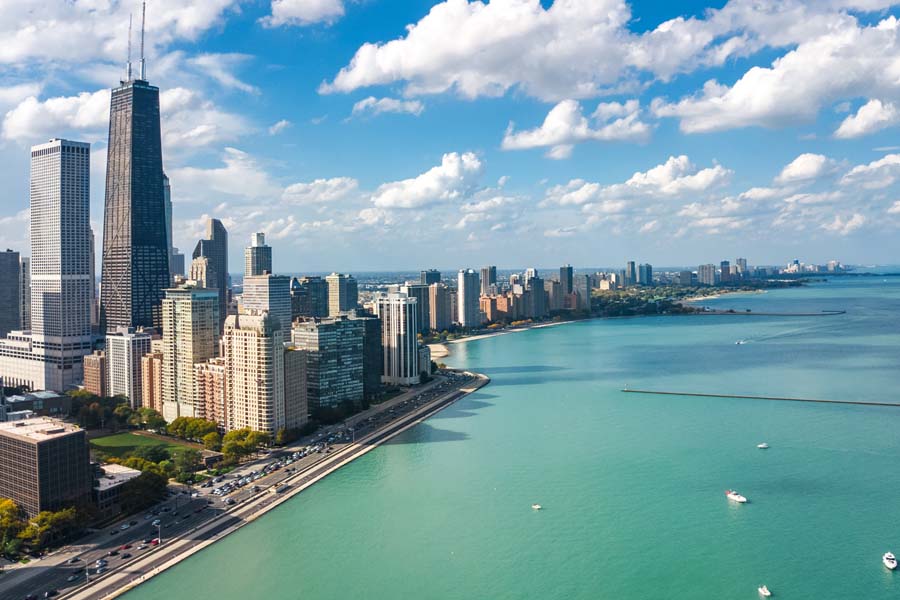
[
  {"x1": 241, "y1": 274, "x2": 291, "y2": 332},
  {"x1": 377, "y1": 293, "x2": 419, "y2": 386},
  {"x1": 457, "y1": 269, "x2": 481, "y2": 327},
  {"x1": 244, "y1": 232, "x2": 272, "y2": 278},
  {"x1": 0, "y1": 139, "x2": 92, "y2": 391},
  {"x1": 223, "y1": 311, "x2": 285, "y2": 435},
  {"x1": 161, "y1": 284, "x2": 219, "y2": 422},
  {"x1": 106, "y1": 327, "x2": 152, "y2": 408}
]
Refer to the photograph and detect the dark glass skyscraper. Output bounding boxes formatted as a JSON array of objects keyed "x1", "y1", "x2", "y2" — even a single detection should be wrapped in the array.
[
  {"x1": 100, "y1": 74, "x2": 169, "y2": 331},
  {"x1": 193, "y1": 218, "x2": 228, "y2": 328}
]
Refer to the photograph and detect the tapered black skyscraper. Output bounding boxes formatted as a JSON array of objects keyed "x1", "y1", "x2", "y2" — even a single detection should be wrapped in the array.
[{"x1": 100, "y1": 5, "x2": 169, "y2": 331}]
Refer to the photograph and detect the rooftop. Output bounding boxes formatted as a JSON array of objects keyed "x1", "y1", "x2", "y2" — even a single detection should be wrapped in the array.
[
  {"x1": 0, "y1": 417, "x2": 83, "y2": 442},
  {"x1": 94, "y1": 463, "x2": 142, "y2": 492}
]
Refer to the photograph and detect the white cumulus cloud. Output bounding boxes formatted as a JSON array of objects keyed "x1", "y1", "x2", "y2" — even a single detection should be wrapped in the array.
[
  {"x1": 822, "y1": 213, "x2": 867, "y2": 235},
  {"x1": 840, "y1": 153, "x2": 900, "y2": 189},
  {"x1": 282, "y1": 177, "x2": 359, "y2": 204},
  {"x1": 351, "y1": 96, "x2": 424, "y2": 118},
  {"x1": 502, "y1": 99, "x2": 650, "y2": 159},
  {"x1": 371, "y1": 152, "x2": 483, "y2": 209},
  {"x1": 2, "y1": 89, "x2": 109, "y2": 142},
  {"x1": 262, "y1": 0, "x2": 345, "y2": 27},
  {"x1": 834, "y1": 99, "x2": 900, "y2": 138},
  {"x1": 775, "y1": 153, "x2": 832, "y2": 184}
]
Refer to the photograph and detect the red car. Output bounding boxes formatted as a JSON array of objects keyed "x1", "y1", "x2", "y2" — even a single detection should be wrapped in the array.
[
  {"x1": 149, "y1": 539, "x2": 160, "y2": 546},
  {"x1": 120, "y1": 544, "x2": 132, "y2": 550}
]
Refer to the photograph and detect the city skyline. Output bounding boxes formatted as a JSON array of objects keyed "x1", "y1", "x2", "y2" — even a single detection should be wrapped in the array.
[{"x1": 0, "y1": 2, "x2": 899, "y2": 269}]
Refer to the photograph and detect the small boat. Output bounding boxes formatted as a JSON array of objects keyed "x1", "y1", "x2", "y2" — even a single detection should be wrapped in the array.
[
  {"x1": 725, "y1": 490, "x2": 747, "y2": 503},
  {"x1": 758, "y1": 585, "x2": 772, "y2": 597},
  {"x1": 531, "y1": 503, "x2": 542, "y2": 511},
  {"x1": 884, "y1": 552, "x2": 897, "y2": 570},
  {"x1": 757, "y1": 442, "x2": 769, "y2": 449},
  {"x1": 735, "y1": 340, "x2": 746, "y2": 345}
]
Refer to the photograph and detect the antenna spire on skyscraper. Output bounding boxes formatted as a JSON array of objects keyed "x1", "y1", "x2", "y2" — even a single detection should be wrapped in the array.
[
  {"x1": 126, "y1": 13, "x2": 133, "y2": 81},
  {"x1": 139, "y1": 1, "x2": 146, "y2": 80}
]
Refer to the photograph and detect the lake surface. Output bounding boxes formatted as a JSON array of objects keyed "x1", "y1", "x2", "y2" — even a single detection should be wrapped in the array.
[{"x1": 126, "y1": 276, "x2": 900, "y2": 599}]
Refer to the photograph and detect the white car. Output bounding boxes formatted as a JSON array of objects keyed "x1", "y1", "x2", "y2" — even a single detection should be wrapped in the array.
[{"x1": 119, "y1": 523, "x2": 130, "y2": 530}]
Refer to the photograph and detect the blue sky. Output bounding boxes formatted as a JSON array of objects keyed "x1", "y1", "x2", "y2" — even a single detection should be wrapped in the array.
[{"x1": 1, "y1": 1, "x2": 900, "y2": 272}]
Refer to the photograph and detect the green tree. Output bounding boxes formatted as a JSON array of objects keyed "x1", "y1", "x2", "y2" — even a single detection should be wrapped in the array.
[
  {"x1": 118, "y1": 472, "x2": 167, "y2": 512},
  {"x1": 202, "y1": 431, "x2": 222, "y2": 451},
  {"x1": 173, "y1": 448, "x2": 202, "y2": 477},
  {"x1": 0, "y1": 498, "x2": 25, "y2": 558},
  {"x1": 131, "y1": 444, "x2": 170, "y2": 463}
]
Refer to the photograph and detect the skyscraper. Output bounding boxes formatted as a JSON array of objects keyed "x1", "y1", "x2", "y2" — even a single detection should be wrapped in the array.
[
  {"x1": 559, "y1": 265, "x2": 574, "y2": 297},
  {"x1": 100, "y1": 55, "x2": 170, "y2": 331},
  {"x1": 399, "y1": 283, "x2": 431, "y2": 334},
  {"x1": 242, "y1": 274, "x2": 292, "y2": 332},
  {"x1": 698, "y1": 264, "x2": 717, "y2": 286},
  {"x1": 720, "y1": 260, "x2": 732, "y2": 283},
  {"x1": 0, "y1": 250, "x2": 21, "y2": 338},
  {"x1": 326, "y1": 273, "x2": 358, "y2": 316},
  {"x1": 160, "y1": 284, "x2": 219, "y2": 421},
  {"x1": 19, "y1": 256, "x2": 30, "y2": 331},
  {"x1": 428, "y1": 283, "x2": 453, "y2": 331},
  {"x1": 625, "y1": 261, "x2": 637, "y2": 286},
  {"x1": 192, "y1": 219, "x2": 228, "y2": 327},
  {"x1": 377, "y1": 293, "x2": 420, "y2": 386},
  {"x1": 638, "y1": 263, "x2": 653, "y2": 286},
  {"x1": 457, "y1": 269, "x2": 481, "y2": 327},
  {"x1": 244, "y1": 232, "x2": 272, "y2": 277},
  {"x1": 223, "y1": 311, "x2": 285, "y2": 435},
  {"x1": 0, "y1": 140, "x2": 93, "y2": 391},
  {"x1": 291, "y1": 276, "x2": 329, "y2": 319},
  {"x1": 291, "y1": 316, "x2": 363, "y2": 412},
  {"x1": 420, "y1": 269, "x2": 441, "y2": 285},
  {"x1": 480, "y1": 265, "x2": 497, "y2": 296},
  {"x1": 106, "y1": 327, "x2": 152, "y2": 408},
  {"x1": 163, "y1": 173, "x2": 176, "y2": 281}
]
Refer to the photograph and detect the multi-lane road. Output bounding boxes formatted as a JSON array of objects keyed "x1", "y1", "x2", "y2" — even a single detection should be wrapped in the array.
[{"x1": 0, "y1": 371, "x2": 486, "y2": 600}]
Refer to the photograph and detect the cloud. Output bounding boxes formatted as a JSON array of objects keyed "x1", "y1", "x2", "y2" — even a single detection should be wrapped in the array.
[
  {"x1": 652, "y1": 14, "x2": 900, "y2": 133},
  {"x1": 624, "y1": 155, "x2": 732, "y2": 195},
  {"x1": 187, "y1": 54, "x2": 259, "y2": 94},
  {"x1": 159, "y1": 87, "x2": 251, "y2": 151},
  {"x1": 370, "y1": 152, "x2": 483, "y2": 209},
  {"x1": 822, "y1": 213, "x2": 867, "y2": 235},
  {"x1": 840, "y1": 153, "x2": 900, "y2": 188},
  {"x1": 888, "y1": 200, "x2": 900, "y2": 214},
  {"x1": 2, "y1": 89, "x2": 110, "y2": 142},
  {"x1": 1, "y1": 86, "x2": 249, "y2": 152},
  {"x1": 282, "y1": 177, "x2": 359, "y2": 204},
  {"x1": 322, "y1": 0, "x2": 900, "y2": 107},
  {"x1": 268, "y1": 119, "x2": 292, "y2": 135},
  {"x1": 775, "y1": 153, "x2": 832, "y2": 184},
  {"x1": 169, "y1": 148, "x2": 280, "y2": 202},
  {"x1": 501, "y1": 99, "x2": 650, "y2": 159},
  {"x1": 542, "y1": 155, "x2": 731, "y2": 210},
  {"x1": 262, "y1": 0, "x2": 345, "y2": 27},
  {"x1": 834, "y1": 99, "x2": 900, "y2": 138},
  {"x1": 0, "y1": 0, "x2": 241, "y2": 67},
  {"x1": 351, "y1": 96, "x2": 424, "y2": 118}
]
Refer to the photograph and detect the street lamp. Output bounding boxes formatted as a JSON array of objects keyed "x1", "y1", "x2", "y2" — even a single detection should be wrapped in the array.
[{"x1": 157, "y1": 521, "x2": 162, "y2": 546}]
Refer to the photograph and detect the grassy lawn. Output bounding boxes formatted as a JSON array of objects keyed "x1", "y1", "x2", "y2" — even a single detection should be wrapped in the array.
[{"x1": 90, "y1": 431, "x2": 193, "y2": 459}]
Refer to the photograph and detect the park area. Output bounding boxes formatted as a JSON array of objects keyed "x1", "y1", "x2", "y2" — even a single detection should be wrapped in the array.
[{"x1": 89, "y1": 431, "x2": 197, "y2": 460}]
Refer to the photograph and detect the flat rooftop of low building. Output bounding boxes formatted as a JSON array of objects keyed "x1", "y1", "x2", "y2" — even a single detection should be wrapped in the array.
[
  {"x1": 95, "y1": 463, "x2": 142, "y2": 492},
  {"x1": 0, "y1": 416, "x2": 83, "y2": 442}
]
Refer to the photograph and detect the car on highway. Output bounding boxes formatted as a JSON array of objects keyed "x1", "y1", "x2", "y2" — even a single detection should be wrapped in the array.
[
  {"x1": 150, "y1": 538, "x2": 160, "y2": 546},
  {"x1": 121, "y1": 553, "x2": 132, "y2": 559},
  {"x1": 66, "y1": 557, "x2": 81, "y2": 564},
  {"x1": 66, "y1": 574, "x2": 80, "y2": 583},
  {"x1": 119, "y1": 523, "x2": 130, "y2": 530},
  {"x1": 152, "y1": 519, "x2": 161, "y2": 526}
]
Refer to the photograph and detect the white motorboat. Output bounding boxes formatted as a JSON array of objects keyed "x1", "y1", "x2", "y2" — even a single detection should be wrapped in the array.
[
  {"x1": 884, "y1": 552, "x2": 897, "y2": 570},
  {"x1": 531, "y1": 503, "x2": 542, "y2": 510},
  {"x1": 757, "y1": 442, "x2": 769, "y2": 449},
  {"x1": 725, "y1": 489, "x2": 747, "y2": 503},
  {"x1": 736, "y1": 340, "x2": 746, "y2": 345},
  {"x1": 758, "y1": 585, "x2": 772, "y2": 597}
]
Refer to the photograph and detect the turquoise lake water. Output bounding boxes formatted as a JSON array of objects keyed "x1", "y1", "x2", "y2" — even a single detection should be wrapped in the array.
[{"x1": 126, "y1": 277, "x2": 900, "y2": 599}]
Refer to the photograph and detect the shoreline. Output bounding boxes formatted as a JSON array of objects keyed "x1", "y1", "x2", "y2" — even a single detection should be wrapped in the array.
[{"x1": 63, "y1": 372, "x2": 490, "y2": 600}]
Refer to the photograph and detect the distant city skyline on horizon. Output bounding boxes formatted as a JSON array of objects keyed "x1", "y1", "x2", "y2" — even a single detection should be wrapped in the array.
[{"x1": 2, "y1": 1, "x2": 900, "y2": 270}]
